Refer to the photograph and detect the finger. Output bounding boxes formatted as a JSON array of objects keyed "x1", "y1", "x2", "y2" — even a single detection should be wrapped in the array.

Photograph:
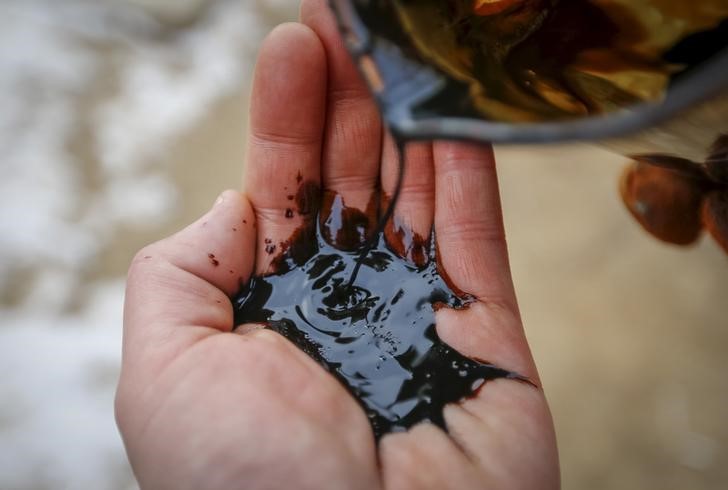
[
  {"x1": 432, "y1": 142, "x2": 535, "y2": 377},
  {"x1": 703, "y1": 190, "x2": 728, "y2": 253},
  {"x1": 443, "y1": 381, "x2": 560, "y2": 489},
  {"x1": 433, "y1": 141, "x2": 517, "y2": 307},
  {"x1": 381, "y1": 135, "x2": 435, "y2": 266},
  {"x1": 380, "y1": 424, "x2": 481, "y2": 489},
  {"x1": 619, "y1": 160, "x2": 704, "y2": 245},
  {"x1": 123, "y1": 191, "x2": 256, "y2": 379},
  {"x1": 244, "y1": 23, "x2": 327, "y2": 273},
  {"x1": 705, "y1": 133, "x2": 728, "y2": 184},
  {"x1": 301, "y1": 0, "x2": 383, "y2": 248}
]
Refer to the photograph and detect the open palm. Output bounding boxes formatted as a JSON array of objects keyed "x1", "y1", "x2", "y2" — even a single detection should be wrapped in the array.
[{"x1": 115, "y1": 1, "x2": 559, "y2": 488}]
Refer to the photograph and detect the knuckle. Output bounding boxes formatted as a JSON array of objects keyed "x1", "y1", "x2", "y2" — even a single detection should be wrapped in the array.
[
  {"x1": 128, "y1": 246, "x2": 153, "y2": 275},
  {"x1": 130, "y1": 245, "x2": 151, "y2": 262},
  {"x1": 399, "y1": 180, "x2": 434, "y2": 199},
  {"x1": 249, "y1": 130, "x2": 319, "y2": 151},
  {"x1": 326, "y1": 172, "x2": 377, "y2": 192},
  {"x1": 437, "y1": 220, "x2": 506, "y2": 243},
  {"x1": 437, "y1": 144, "x2": 496, "y2": 173},
  {"x1": 126, "y1": 243, "x2": 179, "y2": 297},
  {"x1": 328, "y1": 87, "x2": 373, "y2": 107}
]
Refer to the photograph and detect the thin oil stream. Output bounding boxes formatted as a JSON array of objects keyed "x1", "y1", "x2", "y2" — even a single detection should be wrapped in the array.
[{"x1": 346, "y1": 139, "x2": 406, "y2": 289}]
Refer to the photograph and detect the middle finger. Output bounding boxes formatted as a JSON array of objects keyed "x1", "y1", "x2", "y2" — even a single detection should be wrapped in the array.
[{"x1": 301, "y1": 0, "x2": 383, "y2": 249}]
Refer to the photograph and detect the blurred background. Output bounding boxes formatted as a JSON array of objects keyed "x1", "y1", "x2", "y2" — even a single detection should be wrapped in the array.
[{"x1": 0, "y1": 1, "x2": 725, "y2": 489}]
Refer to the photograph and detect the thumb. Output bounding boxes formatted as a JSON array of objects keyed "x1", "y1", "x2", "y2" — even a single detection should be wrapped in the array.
[{"x1": 121, "y1": 190, "x2": 256, "y2": 382}]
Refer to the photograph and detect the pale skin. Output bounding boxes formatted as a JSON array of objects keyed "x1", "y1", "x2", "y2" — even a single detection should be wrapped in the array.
[{"x1": 114, "y1": 1, "x2": 560, "y2": 488}]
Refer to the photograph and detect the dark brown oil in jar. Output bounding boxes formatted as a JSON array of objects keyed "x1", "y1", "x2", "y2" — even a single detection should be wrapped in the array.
[{"x1": 392, "y1": 0, "x2": 728, "y2": 122}]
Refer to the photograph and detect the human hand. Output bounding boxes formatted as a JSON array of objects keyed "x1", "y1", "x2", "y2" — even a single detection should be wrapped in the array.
[{"x1": 115, "y1": 1, "x2": 559, "y2": 488}]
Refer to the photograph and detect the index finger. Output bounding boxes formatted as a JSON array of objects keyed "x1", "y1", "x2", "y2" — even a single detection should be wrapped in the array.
[{"x1": 244, "y1": 23, "x2": 327, "y2": 274}]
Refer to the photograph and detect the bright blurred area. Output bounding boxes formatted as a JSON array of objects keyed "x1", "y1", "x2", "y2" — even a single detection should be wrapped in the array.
[{"x1": 0, "y1": 1, "x2": 725, "y2": 489}]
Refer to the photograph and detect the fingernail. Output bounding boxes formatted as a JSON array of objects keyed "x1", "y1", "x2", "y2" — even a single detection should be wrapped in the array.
[{"x1": 214, "y1": 192, "x2": 227, "y2": 207}]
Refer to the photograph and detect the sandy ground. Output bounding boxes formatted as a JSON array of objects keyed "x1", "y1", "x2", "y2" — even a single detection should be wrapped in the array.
[{"x1": 0, "y1": 1, "x2": 726, "y2": 489}]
